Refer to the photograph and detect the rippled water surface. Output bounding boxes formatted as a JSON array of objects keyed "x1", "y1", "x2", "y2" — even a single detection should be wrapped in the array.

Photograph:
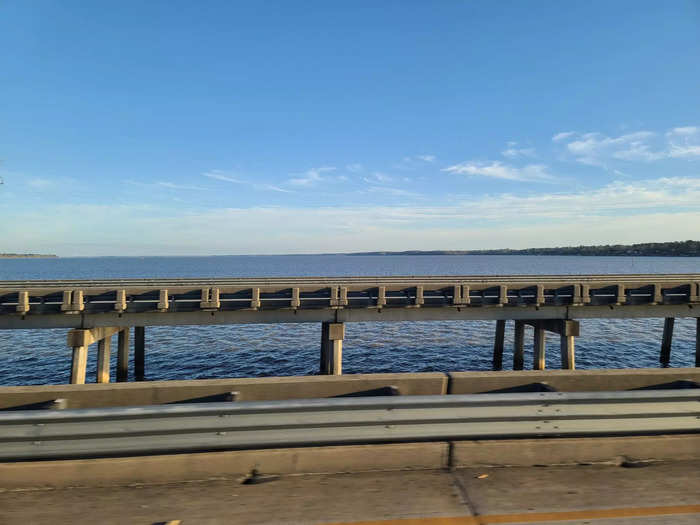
[{"x1": 1, "y1": 255, "x2": 698, "y2": 385}]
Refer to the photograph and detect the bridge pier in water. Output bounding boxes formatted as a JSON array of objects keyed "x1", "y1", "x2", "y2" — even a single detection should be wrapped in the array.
[
  {"x1": 320, "y1": 322, "x2": 344, "y2": 375},
  {"x1": 67, "y1": 327, "x2": 122, "y2": 384},
  {"x1": 493, "y1": 319, "x2": 579, "y2": 371},
  {"x1": 3, "y1": 275, "x2": 697, "y2": 384},
  {"x1": 134, "y1": 326, "x2": 145, "y2": 381}
]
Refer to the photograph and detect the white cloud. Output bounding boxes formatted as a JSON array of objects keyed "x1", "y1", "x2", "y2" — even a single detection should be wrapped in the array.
[
  {"x1": 288, "y1": 166, "x2": 336, "y2": 186},
  {"x1": 442, "y1": 161, "x2": 554, "y2": 182},
  {"x1": 667, "y1": 126, "x2": 699, "y2": 137},
  {"x1": 555, "y1": 126, "x2": 700, "y2": 165},
  {"x1": 157, "y1": 182, "x2": 207, "y2": 191},
  {"x1": 6, "y1": 176, "x2": 700, "y2": 255},
  {"x1": 502, "y1": 146, "x2": 536, "y2": 159},
  {"x1": 363, "y1": 172, "x2": 393, "y2": 184},
  {"x1": 346, "y1": 163, "x2": 364, "y2": 173},
  {"x1": 394, "y1": 155, "x2": 437, "y2": 169},
  {"x1": 203, "y1": 170, "x2": 244, "y2": 183},
  {"x1": 552, "y1": 131, "x2": 576, "y2": 142},
  {"x1": 26, "y1": 178, "x2": 55, "y2": 189},
  {"x1": 666, "y1": 126, "x2": 700, "y2": 159}
]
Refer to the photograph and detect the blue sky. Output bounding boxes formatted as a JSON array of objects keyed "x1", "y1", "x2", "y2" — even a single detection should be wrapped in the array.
[{"x1": 1, "y1": 1, "x2": 699, "y2": 255}]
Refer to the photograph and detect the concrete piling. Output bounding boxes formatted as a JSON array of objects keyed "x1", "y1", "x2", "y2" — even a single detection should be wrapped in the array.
[
  {"x1": 513, "y1": 321, "x2": 525, "y2": 370},
  {"x1": 96, "y1": 336, "x2": 112, "y2": 383},
  {"x1": 696, "y1": 318, "x2": 699, "y2": 368},
  {"x1": 135, "y1": 326, "x2": 145, "y2": 381},
  {"x1": 320, "y1": 322, "x2": 344, "y2": 375},
  {"x1": 533, "y1": 323, "x2": 546, "y2": 370},
  {"x1": 117, "y1": 328, "x2": 130, "y2": 382},
  {"x1": 70, "y1": 346, "x2": 88, "y2": 385},
  {"x1": 560, "y1": 334, "x2": 575, "y2": 370},
  {"x1": 660, "y1": 318, "x2": 674, "y2": 366},
  {"x1": 492, "y1": 320, "x2": 506, "y2": 371}
]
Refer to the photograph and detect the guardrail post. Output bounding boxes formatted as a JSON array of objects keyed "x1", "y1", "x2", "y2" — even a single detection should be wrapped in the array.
[
  {"x1": 513, "y1": 321, "x2": 525, "y2": 370},
  {"x1": 135, "y1": 326, "x2": 145, "y2": 381},
  {"x1": 96, "y1": 335, "x2": 112, "y2": 383},
  {"x1": 660, "y1": 317, "x2": 674, "y2": 366},
  {"x1": 492, "y1": 320, "x2": 505, "y2": 370},
  {"x1": 320, "y1": 322, "x2": 344, "y2": 375},
  {"x1": 117, "y1": 328, "x2": 130, "y2": 382},
  {"x1": 533, "y1": 322, "x2": 546, "y2": 370}
]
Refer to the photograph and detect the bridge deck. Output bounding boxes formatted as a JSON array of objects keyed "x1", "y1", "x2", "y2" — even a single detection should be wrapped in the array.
[{"x1": 1, "y1": 274, "x2": 699, "y2": 328}]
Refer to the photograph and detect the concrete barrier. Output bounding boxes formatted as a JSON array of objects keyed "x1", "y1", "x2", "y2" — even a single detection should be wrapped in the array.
[
  {"x1": 3, "y1": 434, "x2": 699, "y2": 489},
  {"x1": 0, "y1": 443, "x2": 450, "y2": 490},
  {"x1": 450, "y1": 434, "x2": 700, "y2": 467},
  {"x1": 0, "y1": 372, "x2": 448, "y2": 410},
  {"x1": 447, "y1": 368, "x2": 700, "y2": 394}
]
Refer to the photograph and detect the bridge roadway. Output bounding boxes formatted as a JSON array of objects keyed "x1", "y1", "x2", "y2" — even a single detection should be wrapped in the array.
[
  {"x1": 1, "y1": 274, "x2": 699, "y2": 383},
  {"x1": 1, "y1": 273, "x2": 699, "y2": 328}
]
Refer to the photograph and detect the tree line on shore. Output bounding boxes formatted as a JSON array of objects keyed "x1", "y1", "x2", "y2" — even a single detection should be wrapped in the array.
[{"x1": 350, "y1": 240, "x2": 700, "y2": 257}]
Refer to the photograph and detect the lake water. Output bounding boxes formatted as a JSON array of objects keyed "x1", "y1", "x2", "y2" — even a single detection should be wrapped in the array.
[{"x1": 1, "y1": 255, "x2": 698, "y2": 385}]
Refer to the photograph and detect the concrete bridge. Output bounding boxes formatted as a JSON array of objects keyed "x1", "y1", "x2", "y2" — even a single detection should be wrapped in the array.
[{"x1": 1, "y1": 274, "x2": 699, "y2": 383}]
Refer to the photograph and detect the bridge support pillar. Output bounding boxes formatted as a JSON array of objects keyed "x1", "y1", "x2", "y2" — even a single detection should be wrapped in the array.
[
  {"x1": 660, "y1": 317, "x2": 674, "y2": 366},
  {"x1": 524, "y1": 320, "x2": 578, "y2": 370},
  {"x1": 492, "y1": 320, "x2": 505, "y2": 370},
  {"x1": 67, "y1": 327, "x2": 121, "y2": 384},
  {"x1": 135, "y1": 326, "x2": 145, "y2": 381},
  {"x1": 560, "y1": 334, "x2": 575, "y2": 370},
  {"x1": 533, "y1": 323, "x2": 546, "y2": 370},
  {"x1": 117, "y1": 328, "x2": 130, "y2": 382},
  {"x1": 513, "y1": 321, "x2": 525, "y2": 370},
  {"x1": 696, "y1": 318, "x2": 699, "y2": 367},
  {"x1": 320, "y1": 322, "x2": 344, "y2": 375},
  {"x1": 70, "y1": 346, "x2": 88, "y2": 384},
  {"x1": 96, "y1": 336, "x2": 112, "y2": 383}
]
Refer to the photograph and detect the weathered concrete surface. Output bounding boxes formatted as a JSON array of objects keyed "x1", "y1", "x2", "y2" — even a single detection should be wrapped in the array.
[
  {"x1": 2, "y1": 368, "x2": 698, "y2": 410},
  {"x1": 0, "y1": 443, "x2": 449, "y2": 490},
  {"x1": 1, "y1": 462, "x2": 698, "y2": 525},
  {"x1": 2, "y1": 435, "x2": 698, "y2": 490},
  {"x1": 451, "y1": 434, "x2": 700, "y2": 467},
  {"x1": 447, "y1": 367, "x2": 700, "y2": 394},
  {"x1": 453, "y1": 461, "x2": 700, "y2": 522},
  {"x1": 0, "y1": 372, "x2": 448, "y2": 409}
]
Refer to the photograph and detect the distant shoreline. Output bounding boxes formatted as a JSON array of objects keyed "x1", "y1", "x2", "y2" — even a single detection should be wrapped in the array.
[
  {"x1": 0, "y1": 254, "x2": 58, "y2": 259},
  {"x1": 349, "y1": 240, "x2": 700, "y2": 258}
]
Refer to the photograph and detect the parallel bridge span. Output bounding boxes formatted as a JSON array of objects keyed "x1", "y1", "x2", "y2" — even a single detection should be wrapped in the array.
[{"x1": 1, "y1": 274, "x2": 699, "y2": 383}]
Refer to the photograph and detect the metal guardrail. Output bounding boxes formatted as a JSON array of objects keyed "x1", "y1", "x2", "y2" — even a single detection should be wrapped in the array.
[{"x1": 1, "y1": 390, "x2": 698, "y2": 460}]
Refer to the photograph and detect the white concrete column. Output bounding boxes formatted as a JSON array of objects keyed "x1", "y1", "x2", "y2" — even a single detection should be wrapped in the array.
[
  {"x1": 96, "y1": 336, "x2": 112, "y2": 383},
  {"x1": 320, "y1": 322, "x2": 344, "y2": 375}
]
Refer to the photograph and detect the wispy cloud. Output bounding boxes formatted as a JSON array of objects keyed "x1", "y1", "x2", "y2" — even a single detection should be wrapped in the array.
[
  {"x1": 203, "y1": 170, "x2": 244, "y2": 183},
  {"x1": 666, "y1": 126, "x2": 700, "y2": 159},
  {"x1": 442, "y1": 160, "x2": 555, "y2": 182},
  {"x1": 552, "y1": 131, "x2": 575, "y2": 142},
  {"x1": 553, "y1": 126, "x2": 700, "y2": 165},
  {"x1": 346, "y1": 163, "x2": 364, "y2": 173},
  {"x1": 288, "y1": 166, "x2": 336, "y2": 186},
  {"x1": 203, "y1": 170, "x2": 295, "y2": 194},
  {"x1": 394, "y1": 155, "x2": 437, "y2": 169},
  {"x1": 501, "y1": 142, "x2": 536, "y2": 159},
  {"x1": 157, "y1": 181, "x2": 208, "y2": 191},
  {"x1": 10, "y1": 176, "x2": 699, "y2": 255},
  {"x1": 363, "y1": 172, "x2": 393, "y2": 184},
  {"x1": 367, "y1": 186, "x2": 421, "y2": 198}
]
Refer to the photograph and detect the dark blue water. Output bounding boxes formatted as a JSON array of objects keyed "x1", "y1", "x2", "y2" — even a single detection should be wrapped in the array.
[{"x1": 1, "y1": 255, "x2": 698, "y2": 385}]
